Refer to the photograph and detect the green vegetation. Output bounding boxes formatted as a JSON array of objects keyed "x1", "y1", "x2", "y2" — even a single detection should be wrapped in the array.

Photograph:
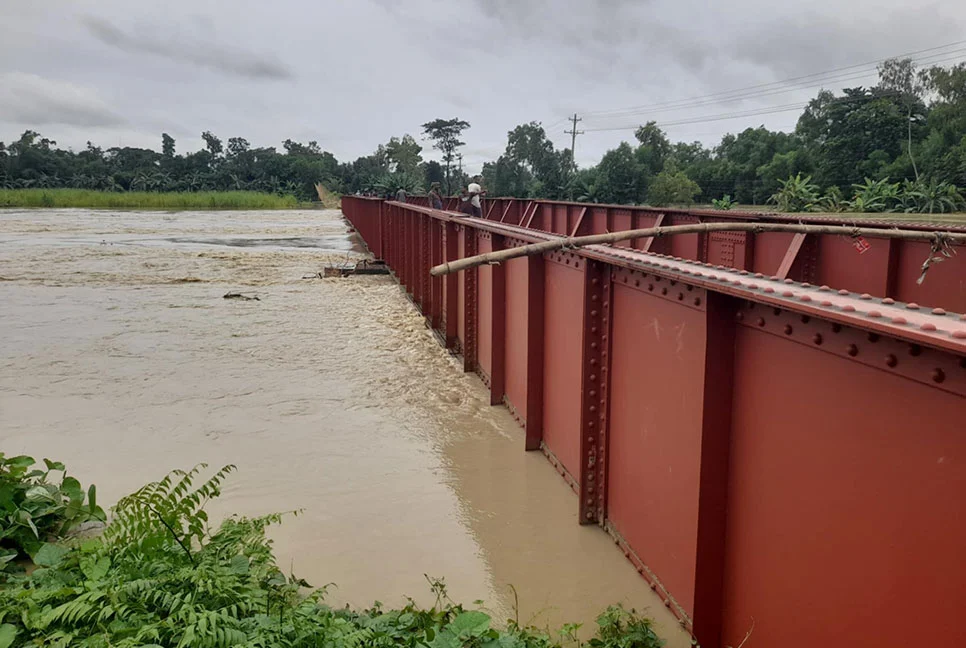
[
  {"x1": 0, "y1": 464, "x2": 664, "y2": 648},
  {"x1": 476, "y1": 58, "x2": 966, "y2": 209},
  {"x1": 6, "y1": 58, "x2": 961, "y2": 211},
  {"x1": 0, "y1": 453, "x2": 105, "y2": 570},
  {"x1": 768, "y1": 174, "x2": 965, "y2": 213},
  {"x1": 0, "y1": 188, "x2": 301, "y2": 210},
  {"x1": 646, "y1": 164, "x2": 702, "y2": 207}
]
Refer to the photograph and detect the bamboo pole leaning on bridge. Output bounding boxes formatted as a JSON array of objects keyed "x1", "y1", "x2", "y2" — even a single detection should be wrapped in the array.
[{"x1": 429, "y1": 221, "x2": 965, "y2": 278}]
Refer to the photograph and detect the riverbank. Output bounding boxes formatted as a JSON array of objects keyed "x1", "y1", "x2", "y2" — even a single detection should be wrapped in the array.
[
  {"x1": 0, "y1": 460, "x2": 664, "y2": 648},
  {"x1": 0, "y1": 188, "x2": 304, "y2": 210}
]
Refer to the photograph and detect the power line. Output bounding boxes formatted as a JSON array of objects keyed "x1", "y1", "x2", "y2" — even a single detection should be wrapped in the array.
[
  {"x1": 581, "y1": 87, "x2": 914, "y2": 133},
  {"x1": 580, "y1": 40, "x2": 966, "y2": 119},
  {"x1": 577, "y1": 40, "x2": 966, "y2": 121},
  {"x1": 583, "y1": 104, "x2": 805, "y2": 133},
  {"x1": 580, "y1": 55, "x2": 944, "y2": 125},
  {"x1": 564, "y1": 113, "x2": 584, "y2": 169}
]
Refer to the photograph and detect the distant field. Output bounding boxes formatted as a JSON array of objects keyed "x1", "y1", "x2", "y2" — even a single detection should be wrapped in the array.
[{"x1": 0, "y1": 189, "x2": 303, "y2": 210}]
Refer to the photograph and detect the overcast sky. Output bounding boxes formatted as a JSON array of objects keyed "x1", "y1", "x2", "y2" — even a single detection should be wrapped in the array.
[{"x1": 2, "y1": 0, "x2": 965, "y2": 173}]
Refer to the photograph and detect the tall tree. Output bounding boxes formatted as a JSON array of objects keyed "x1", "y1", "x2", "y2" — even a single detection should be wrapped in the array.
[
  {"x1": 634, "y1": 121, "x2": 672, "y2": 176},
  {"x1": 227, "y1": 137, "x2": 250, "y2": 157},
  {"x1": 877, "y1": 57, "x2": 928, "y2": 179},
  {"x1": 421, "y1": 160, "x2": 445, "y2": 187},
  {"x1": 796, "y1": 87, "x2": 907, "y2": 189},
  {"x1": 385, "y1": 135, "x2": 423, "y2": 175},
  {"x1": 161, "y1": 133, "x2": 175, "y2": 158},
  {"x1": 421, "y1": 118, "x2": 470, "y2": 193},
  {"x1": 594, "y1": 142, "x2": 644, "y2": 204}
]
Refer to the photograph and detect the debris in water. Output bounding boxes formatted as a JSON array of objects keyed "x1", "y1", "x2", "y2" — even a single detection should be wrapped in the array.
[
  {"x1": 322, "y1": 259, "x2": 390, "y2": 278},
  {"x1": 223, "y1": 292, "x2": 260, "y2": 301}
]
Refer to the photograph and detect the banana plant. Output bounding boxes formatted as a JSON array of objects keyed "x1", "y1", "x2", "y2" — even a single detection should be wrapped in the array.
[
  {"x1": 846, "y1": 177, "x2": 900, "y2": 213},
  {"x1": 899, "y1": 179, "x2": 964, "y2": 213},
  {"x1": 769, "y1": 173, "x2": 820, "y2": 212}
]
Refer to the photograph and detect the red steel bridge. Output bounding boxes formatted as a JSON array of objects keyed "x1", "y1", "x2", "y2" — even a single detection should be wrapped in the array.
[{"x1": 341, "y1": 195, "x2": 965, "y2": 648}]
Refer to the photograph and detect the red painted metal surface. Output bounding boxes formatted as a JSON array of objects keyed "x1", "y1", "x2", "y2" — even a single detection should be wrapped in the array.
[
  {"x1": 607, "y1": 276, "x2": 709, "y2": 620},
  {"x1": 525, "y1": 254, "x2": 545, "y2": 451},
  {"x1": 577, "y1": 259, "x2": 610, "y2": 526},
  {"x1": 504, "y1": 254, "x2": 529, "y2": 424},
  {"x1": 477, "y1": 233, "x2": 495, "y2": 387},
  {"x1": 340, "y1": 196, "x2": 966, "y2": 648},
  {"x1": 541, "y1": 255, "x2": 584, "y2": 483},
  {"x1": 723, "y1": 324, "x2": 966, "y2": 648},
  {"x1": 474, "y1": 197, "x2": 966, "y2": 312}
]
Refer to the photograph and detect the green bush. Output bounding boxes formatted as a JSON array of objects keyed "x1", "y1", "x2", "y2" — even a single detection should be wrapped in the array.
[
  {"x1": 0, "y1": 465, "x2": 664, "y2": 648},
  {"x1": 647, "y1": 168, "x2": 701, "y2": 207},
  {"x1": 711, "y1": 195, "x2": 735, "y2": 210},
  {"x1": 771, "y1": 173, "x2": 965, "y2": 214},
  {"x1": 0, "y1": 454, "x2": 105, "y2": 569}
]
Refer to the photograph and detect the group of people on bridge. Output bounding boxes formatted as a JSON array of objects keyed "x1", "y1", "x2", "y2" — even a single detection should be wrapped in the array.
[{"x1": 387, "y1": 178, "x2": 486, "y2": 218}]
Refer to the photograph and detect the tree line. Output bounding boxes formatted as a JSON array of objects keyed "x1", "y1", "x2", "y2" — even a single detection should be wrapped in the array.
[{"x1": 1, "y1": 58, "x2": 963, "y2": 211}]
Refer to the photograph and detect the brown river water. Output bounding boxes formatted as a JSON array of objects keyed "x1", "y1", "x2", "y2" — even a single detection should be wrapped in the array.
[{"x1": 0, "y1": 208, "x2": 689, "y2": 646}]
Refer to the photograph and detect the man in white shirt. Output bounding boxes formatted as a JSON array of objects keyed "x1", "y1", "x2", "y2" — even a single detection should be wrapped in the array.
[{"x1": 466, "y1": 177, "x2": 484, "y2": 217}]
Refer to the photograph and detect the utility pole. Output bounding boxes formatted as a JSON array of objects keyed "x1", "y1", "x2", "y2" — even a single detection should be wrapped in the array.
[
  {"x1": 457, "y1": 153, "x2": 464, "y2": 178},
  {"x1": 565, "y1": 113, "x2": 583, "y2": 171}
]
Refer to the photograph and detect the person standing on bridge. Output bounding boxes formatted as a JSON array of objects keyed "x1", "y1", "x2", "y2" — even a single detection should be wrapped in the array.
[
  {"x1": 428, "y1": 182, "x2": 443, "y2": 210},
  {"x1": 395, "y1": 187, "x2": 408, "y2": 203},
  {"x1": 466, "y1": 177, "x2": 485, "y2": 218}
]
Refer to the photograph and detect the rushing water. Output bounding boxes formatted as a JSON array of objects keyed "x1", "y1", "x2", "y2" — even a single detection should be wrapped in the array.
[{"x1": 0, "y1": 208, "x2": 689, "y2": 645}]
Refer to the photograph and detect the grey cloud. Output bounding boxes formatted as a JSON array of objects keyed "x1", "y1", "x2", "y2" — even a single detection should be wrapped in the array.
[
  {"x1": 470, "y1": 0, "x2": 715, "y2": 76},
  {"x1": 84, "y1": 16, "x2": 293, "y2": 81},
  {"x1": 0, "y1": 72, "x2": 124, "y2": 128},
  {"x1": 3, "y1": 0, "x2": 965, "y2": 174},
  {"x1": 729, "y1": 6, "x2": 965, "y2": 81}
]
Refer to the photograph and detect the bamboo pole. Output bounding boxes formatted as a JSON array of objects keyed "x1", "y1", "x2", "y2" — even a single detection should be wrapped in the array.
[{"x1": 429, "y1": 222, "x2": 964, "y2": 276}]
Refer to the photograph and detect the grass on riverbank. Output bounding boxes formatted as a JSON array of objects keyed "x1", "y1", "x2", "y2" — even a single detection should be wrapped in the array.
[{"x1": 0, "y1": 188, "x2": 303, "y2": 210}]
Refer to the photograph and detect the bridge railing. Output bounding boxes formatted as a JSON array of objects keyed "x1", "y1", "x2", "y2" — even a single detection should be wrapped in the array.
[
  {"x1": 341, "y1": 196, "x2": 966, "y2": 648},
  {"x1": 475, "y1": 197, "x2": 966, "y2": 312}
]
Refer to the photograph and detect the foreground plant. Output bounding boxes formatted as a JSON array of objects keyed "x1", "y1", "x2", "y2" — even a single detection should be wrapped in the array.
[
  {"x1": 0, "y1": 465, "x2": 664, "y2": 648},
  {"x1": 0, "y1": 453, "x2": 105, "y2": 569}
]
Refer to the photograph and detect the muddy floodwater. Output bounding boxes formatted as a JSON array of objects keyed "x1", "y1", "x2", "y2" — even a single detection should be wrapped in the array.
[{"x1": 0, "y1": 208, "x2": 689, "y2": 646}]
